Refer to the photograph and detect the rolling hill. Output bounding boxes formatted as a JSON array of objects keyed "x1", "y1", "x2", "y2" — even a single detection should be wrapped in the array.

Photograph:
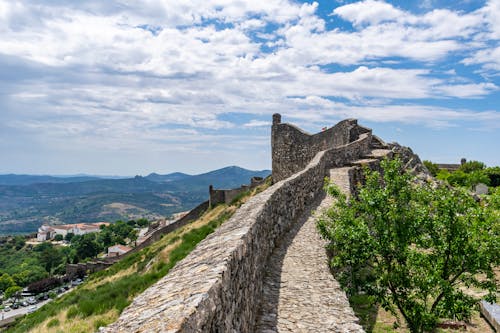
[{"x1": 0, "y1": 166, "x2": 270, "y2": 235}]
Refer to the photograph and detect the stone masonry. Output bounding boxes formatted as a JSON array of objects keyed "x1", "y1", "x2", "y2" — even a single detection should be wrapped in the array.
[{"x1": 104, "y1": 114, "x2": 424, "y2": 332}]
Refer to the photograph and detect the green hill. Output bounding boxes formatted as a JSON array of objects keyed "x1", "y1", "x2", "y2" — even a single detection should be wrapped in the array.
[{"x1": 0, "y1": 167, "x2": 270, "y2": 235}]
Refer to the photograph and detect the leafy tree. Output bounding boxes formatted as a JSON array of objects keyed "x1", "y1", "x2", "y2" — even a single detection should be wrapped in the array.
[
  {"x1": 423, "y1": 160, "x2": 439, "y2": 177},
  {"x1": 11, "y1": 236, "x2": 26, "y2": 250},
  {"x1": 318, "y1": 158, "x2": 499, "y2": 333},
  {"x1": 4, "y1": 285, "x2": 22, "y2": 300},
  {"x1": 72, "y1": 233, "x2": 101, "y2": 260},
  {"x1": 485, "y1": 167, "x2": 500, "y2": 187},
  {"x1": 12, "y1": 267, "x2": 48, "y2": 286},
  {"x1": 97, "y1": 229, "x2": 115, "y2": 248},
  {"x1": 65, "y1": 232, "x2": 75, "y2": 242},
  {"x1": 128, "y1": 229, "x2": 138, "y2": 246},
  {"x1": 34, "y1": 242, "x2": 64, "y2": 274},
  {"x1": 136, "y1": 218, "x2": 150, "y2": 227},
  {"x1": 459, "y1": 160, "x2": 485, "y2": 173},
  {"x1": 0, "y1": 273, "x2": 15, "y2": 292},
  {"x1": 447, "y1": 170, "x2": 490, "y2": 188},
  {"x1": 54, "y1": 234, "x2": 64, "y2": 241}
]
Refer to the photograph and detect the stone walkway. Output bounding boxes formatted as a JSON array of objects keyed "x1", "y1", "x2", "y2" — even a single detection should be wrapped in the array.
[{"x1": 254, "y1": 168, "x2": 364, "y2": 333}]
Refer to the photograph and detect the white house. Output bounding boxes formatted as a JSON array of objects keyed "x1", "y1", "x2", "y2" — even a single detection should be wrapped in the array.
[
  {"x1": 36, "y1": 222, "x2": 109, "y2": 241},
  {"x1": 107, "y1": 244, "x2": 132, "y2": 257}
]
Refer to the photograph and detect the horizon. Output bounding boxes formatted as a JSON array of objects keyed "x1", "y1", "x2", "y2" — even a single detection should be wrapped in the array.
[
  {"x1": 1, "y1": 0, "x2": 499, "y2": 176},
  {"x1": 0, "y1": 165, "x2": 272, "y2": 178}
]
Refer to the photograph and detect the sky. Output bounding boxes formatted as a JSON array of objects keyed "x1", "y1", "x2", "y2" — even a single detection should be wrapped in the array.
[{"x1": 0, "y1": 0, "x2": 499, "y2": 176}]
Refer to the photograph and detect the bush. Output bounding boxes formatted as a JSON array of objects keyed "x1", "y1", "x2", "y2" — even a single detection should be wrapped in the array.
[
  {"x1": 459, "y1": 160, "x2": 485, "y2": 173},
  {"x1": 423, "y1": 160, "x2": 439, "y2": 177}
]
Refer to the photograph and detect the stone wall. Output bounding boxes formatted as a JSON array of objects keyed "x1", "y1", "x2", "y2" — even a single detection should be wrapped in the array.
[
  {"x1": 103, "y1": 121, "x2": 373, "y2": 332},
  {"x1": 271, "y1": 113, "x2": 362, "y2": 182},
  {"x1": 208, "y1": 177, "x2": 266, "y2": 207}
]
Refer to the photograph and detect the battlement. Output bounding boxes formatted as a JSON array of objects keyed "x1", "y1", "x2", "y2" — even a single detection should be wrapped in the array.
[{"x1": 271, "y1": 114, "x2": 374, "y2": 182}]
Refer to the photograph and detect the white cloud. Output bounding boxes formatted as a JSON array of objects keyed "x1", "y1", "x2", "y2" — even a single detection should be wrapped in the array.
[
  {"x1": 243, "y1": 120, "x2": 269, "y2": 127},
  {"x1": 0, "y1": 0, "x2": 498, "y2": 174},
  {"x1": 333, "y1": 0, "x2": 405, "y2": 26}
]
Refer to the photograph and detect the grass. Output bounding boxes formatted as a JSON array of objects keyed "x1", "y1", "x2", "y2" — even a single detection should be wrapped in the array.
[{"x1": 5, "y1": 181, "x2": 270, "y2": 333}]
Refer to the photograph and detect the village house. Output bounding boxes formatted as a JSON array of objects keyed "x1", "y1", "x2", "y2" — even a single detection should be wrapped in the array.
[
  {"x1": 107, "y1": 244, "x2": 132, "y2": 257},
  {"x1": 36, "y1": 222, "x2": 109, "y2": 241}
]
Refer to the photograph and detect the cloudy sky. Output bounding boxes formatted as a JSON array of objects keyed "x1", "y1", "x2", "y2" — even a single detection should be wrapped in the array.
[{"x1": 0, "y1": 0, "x2": 499, "y2": 176}]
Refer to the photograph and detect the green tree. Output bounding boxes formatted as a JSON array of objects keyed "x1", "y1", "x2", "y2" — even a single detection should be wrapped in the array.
[
  {"x1": 4, "y1": 285, "x2": 22, "y2": 300},
  {"x1": 11, "y1": 236, "x2": 25, "y2": 250},
  {"x1": 12, "y1": 267, "x2": 48, "y2": 286},
  {"x1": 0, "y1": 273, "x2": 15, "y2": 292},
  {"x1": 54, "y1": 234, "x2": 63, "y2": 242},
  {"x1": 65, "y1": 232, "x2": 75, "y2": 242},
  {"x1": 423, "y1": 160, "x2": 439, "y2": 177},
  {"x1": 485, "y1": 167, "x2": 500, "y2": 187},
  {"x1": 34, "y1": 242, "x2": 64, "y2": 274},
  {"x1": 136, "y1": 218, "x2": 149, "y2": 227},
  {"x1": 72, "y1": 233, "x2": 101, "y2": 260},
  {"x1": 128, "y1": 229, "x2": 138, "y2": 246},
  {"x1": 318, "y1": 158, "x2": 499, "y2": 333},
  {"x1": 459, "y1": 160, "x2": 486, "y2": 173}
]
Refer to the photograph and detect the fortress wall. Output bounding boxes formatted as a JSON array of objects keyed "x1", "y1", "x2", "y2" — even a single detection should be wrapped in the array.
[
  {"x1": 271, "y1": 114, "x2": 361, "y2": 182},
  {"x1": 209, "y1": 177, "x2": 266, "y2": 207},
  {"x1": 104, "y1": 132, "x2": 373, "y2": 333}
]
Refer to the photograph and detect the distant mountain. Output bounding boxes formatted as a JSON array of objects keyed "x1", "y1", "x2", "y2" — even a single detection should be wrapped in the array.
[
  {"x1": 0, "y1": 174, "x2": 103, "y2": 186},
  {"x1": 145, "y1": 172, "x2": 191, "y2": 183},
  {"x1": 164, "y1": 166, "x2": 271, "y2": 192},
  {"x1": 0, "y1": 166, "x2": 271, "y2": 235}
]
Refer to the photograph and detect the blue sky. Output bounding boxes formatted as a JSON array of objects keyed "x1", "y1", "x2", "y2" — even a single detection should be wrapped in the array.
[{"x1": 0, "y1": 0, "x2": 498, "y2": 176}]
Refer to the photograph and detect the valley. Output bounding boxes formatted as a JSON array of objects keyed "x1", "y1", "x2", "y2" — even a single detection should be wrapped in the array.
[{"x1": 0, "y1": 166, "x2": 270, "y2": 235}]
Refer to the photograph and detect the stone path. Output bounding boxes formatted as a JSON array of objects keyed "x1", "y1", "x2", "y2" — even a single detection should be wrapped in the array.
[{"x1": 254, "y1": 167, "x2": 364, "y2": 333}]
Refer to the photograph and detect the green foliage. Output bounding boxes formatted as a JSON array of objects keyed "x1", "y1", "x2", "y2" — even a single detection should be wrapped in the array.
[
  {"x1": 485, "y1": 167, "x2": 500, "y2": 187},
  {"x1": 4, "y1": 285, "x2": 22, "y2": 299},
  {"x1": 447, "y1": 169, "x2": 490, "y2": 188},
  {"x1": 71, "y1": 233, "x2": 101, "y2": 260},
  {"x1": 64, "y1": 232, "x2": 74, "y2": 242},
  {"x1": 54, "y1": 234, "x2": 63, "y2": 241},
  {"x1": 34, "y1": 242, "x2": 64, "y2": 274},
  {"x1": 423, "y1": 160, "x2": 439, "y2": 177},
  {"x1": 459, "y1": 160, "x2": 486, "y2": 173},
  {"x1": 318, "y1": 158, "x2": 499, "y2": 333},
  {"x1": 0, "y1": 273, "x2": 15, "y2": 292}
]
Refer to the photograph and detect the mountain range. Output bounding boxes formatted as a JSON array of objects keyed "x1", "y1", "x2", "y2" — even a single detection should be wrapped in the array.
[{"x1": 0, "y1": 166, "x2": 270, "y2": 235}]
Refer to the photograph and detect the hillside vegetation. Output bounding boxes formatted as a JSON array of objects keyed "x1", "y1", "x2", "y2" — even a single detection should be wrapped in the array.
[
  {"x1": 5, "y1": 180, "x2": 270, "y2": 333},
  {"x1": 0, "y1": 166, "x2": 270, "y2": 235}
]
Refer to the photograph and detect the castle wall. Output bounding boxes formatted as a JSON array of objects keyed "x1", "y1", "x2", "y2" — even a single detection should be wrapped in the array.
[
  {"x1": 103, "y1": 129, "x2": 372, "y2": 333},
  {"x1": 271, "y1": 114, "x2": 362, "y2": 182},
  {"x1": 209, "y1": 177, "x2": 266, "y2": 207}
]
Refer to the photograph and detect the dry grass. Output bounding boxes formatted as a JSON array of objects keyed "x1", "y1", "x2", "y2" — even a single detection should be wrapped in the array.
[
  {"x1": 372, "y1": 306, "x2": 494, "y2": 333},
  {"x1": 82, "y1": 265, "x2": 137, "y2": 290},
  {"x1": 29, "y1": 309, "x2": 120, "y2": 333}
]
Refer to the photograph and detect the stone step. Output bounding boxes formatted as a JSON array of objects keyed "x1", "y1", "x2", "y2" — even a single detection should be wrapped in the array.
[
  {"x1": 350, "y1": 158, "x2": 379, "y2": 169},
  {"x1": 328, "y1": 167, "x2": 353, "y2": 197},
  {"x1": 364, "y1": 149, "x2": 393, "y2": 160}
]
